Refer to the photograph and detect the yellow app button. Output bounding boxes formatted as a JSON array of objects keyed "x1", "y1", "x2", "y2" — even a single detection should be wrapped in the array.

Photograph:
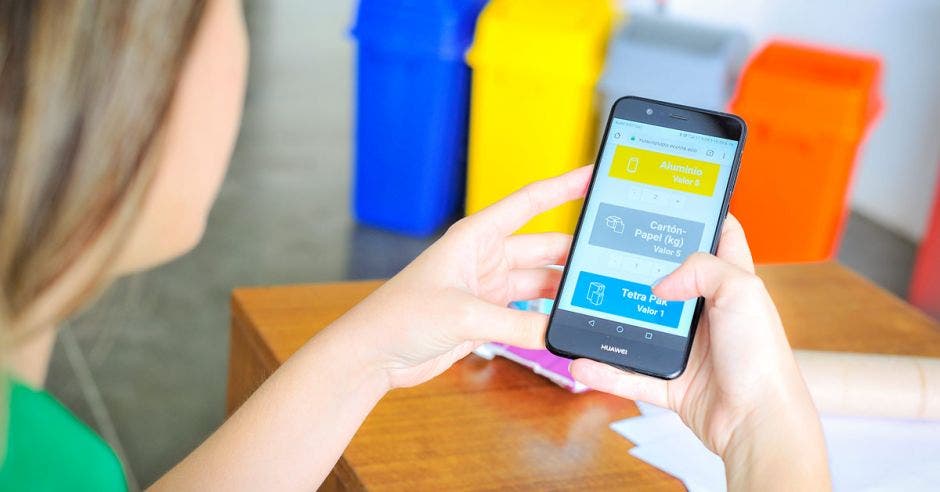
[{"x1": 609, "y1": 145, "x2": 720, "y2": 197}]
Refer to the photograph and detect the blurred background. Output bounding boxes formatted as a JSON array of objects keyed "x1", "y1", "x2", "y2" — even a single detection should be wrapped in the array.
[{"x1": 44, "y1": 0, "x2": 940, "y2": 488}]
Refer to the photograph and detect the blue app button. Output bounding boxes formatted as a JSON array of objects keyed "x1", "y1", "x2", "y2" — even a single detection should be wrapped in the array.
[{"x1": 571, "y1": 271, "x2": 683, "y2": 328}]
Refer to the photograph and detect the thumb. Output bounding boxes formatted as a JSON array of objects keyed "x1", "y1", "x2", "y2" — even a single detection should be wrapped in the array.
[
  {"x1": 652, "y1": 252, "x2": 759, "y2": 303},
  {"x1": 569, "y1": 359, "x2": 669, "y2": 408},
  {"x1": 461, "y1": 298, "x2": 548, "y2": 349}
]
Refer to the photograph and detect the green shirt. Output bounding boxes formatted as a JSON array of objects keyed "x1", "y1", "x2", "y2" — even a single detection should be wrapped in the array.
[{"x1": 0, "y1": 379, "x2": 126, "y2": 491}]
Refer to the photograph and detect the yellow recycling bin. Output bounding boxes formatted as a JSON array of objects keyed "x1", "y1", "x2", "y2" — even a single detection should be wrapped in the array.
[{"x1": 465, "y1": 0, "x2": 616, "y2": 234}]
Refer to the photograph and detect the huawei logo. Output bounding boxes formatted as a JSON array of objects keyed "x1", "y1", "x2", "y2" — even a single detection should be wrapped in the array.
[{"x1": 600, "y1": 344, "x2": 629, "y2": 355}]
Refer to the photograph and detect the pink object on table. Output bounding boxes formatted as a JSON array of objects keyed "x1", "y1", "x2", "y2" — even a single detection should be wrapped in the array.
[
  {"x1": 475, "y1": 343, "x2": 589, "y2": 393},
  {"x1": 473, "y1": 299, "x2": 589, "y2": 393}
]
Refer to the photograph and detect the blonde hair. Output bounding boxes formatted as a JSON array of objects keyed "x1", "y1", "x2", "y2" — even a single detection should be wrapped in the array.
[{"x1": 0, "y1": 0, "x2": 206, "y2": 344}]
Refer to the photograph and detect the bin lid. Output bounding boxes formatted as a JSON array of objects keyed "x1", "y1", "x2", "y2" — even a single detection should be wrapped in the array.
[
  {"x1": 351, "y1": 0, "x2": 487, "y2": 60},
  {"x1": 731, "y1": 40, "x2": 882, "y2": 141},
  {"x1": 466, "y1": 0, "x2": 617, "y2": 81},
  {"x1": 600, "y1": 14, "x2": 749, "y2": 89}
]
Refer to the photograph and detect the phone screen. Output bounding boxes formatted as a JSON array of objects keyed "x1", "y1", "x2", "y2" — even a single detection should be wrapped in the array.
[{"x1": 547, "y1": 98, "x2": 744, "y2": 379}]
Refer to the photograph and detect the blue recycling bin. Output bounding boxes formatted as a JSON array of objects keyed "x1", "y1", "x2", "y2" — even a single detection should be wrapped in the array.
[{"x1": 351, "y1": 0, "x2": 487, "y2": 236}]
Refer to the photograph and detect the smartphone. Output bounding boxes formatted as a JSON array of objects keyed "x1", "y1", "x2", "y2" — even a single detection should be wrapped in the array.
[{"x1": 546, "y1": 96, "x2": 746, "y2": 380}]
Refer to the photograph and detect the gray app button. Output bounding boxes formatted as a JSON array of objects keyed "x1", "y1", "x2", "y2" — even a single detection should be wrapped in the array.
[{"x1": 589, "y1": 203, "x2": 705, "y2": 263}]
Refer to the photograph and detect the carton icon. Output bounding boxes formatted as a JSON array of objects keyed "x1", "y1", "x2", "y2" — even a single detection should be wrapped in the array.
[{"x1": 586, "y1": 281, "x2": 606, "y2": 306}]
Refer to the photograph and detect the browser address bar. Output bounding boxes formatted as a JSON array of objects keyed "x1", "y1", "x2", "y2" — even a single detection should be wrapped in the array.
[{"x1": 633, "y1": 136, "x2": 699, "y2": 155}]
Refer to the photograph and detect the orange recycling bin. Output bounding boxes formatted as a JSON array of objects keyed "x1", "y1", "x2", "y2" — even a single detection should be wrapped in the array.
[
  {"x1": 729, "y1": 40, "x2": 882, "y2": 263},
  {"x1": 910, "y1": 171, "x2": 940, "y2": 319}
]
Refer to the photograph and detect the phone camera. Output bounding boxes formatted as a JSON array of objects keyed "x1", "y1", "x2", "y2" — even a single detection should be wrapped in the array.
[{"x1": 646, "y1": 108, "x2": 654, "y2": 115}]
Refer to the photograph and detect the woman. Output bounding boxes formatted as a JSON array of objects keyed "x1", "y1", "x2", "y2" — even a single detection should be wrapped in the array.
[{"x1": 0, "y1": 0, "x2": 830, "y2": 490}]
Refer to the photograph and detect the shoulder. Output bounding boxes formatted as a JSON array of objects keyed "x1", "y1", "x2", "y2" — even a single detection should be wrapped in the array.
[{"x1": 0, "y1": 379, "x2": 127, "y2": 491}]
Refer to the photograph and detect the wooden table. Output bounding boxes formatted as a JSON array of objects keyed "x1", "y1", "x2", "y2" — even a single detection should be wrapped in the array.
[{"x1": 226, "y1": 262, "x2": 940, "y2": 491}]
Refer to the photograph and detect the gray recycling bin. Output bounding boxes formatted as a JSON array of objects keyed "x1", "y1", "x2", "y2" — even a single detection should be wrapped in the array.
[{"x1": 598, "y1": 13, "x2": 749, "y2": 116}]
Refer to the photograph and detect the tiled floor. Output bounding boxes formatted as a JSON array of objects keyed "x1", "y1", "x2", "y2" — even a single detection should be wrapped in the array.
[{"x1": 43, "y1": 0, "x2": 921, "y2": 489}]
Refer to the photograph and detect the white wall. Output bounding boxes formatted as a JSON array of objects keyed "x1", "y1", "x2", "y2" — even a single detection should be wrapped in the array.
[{"x1": 624, "y1": 0, "x2": 940, "y2": 241}]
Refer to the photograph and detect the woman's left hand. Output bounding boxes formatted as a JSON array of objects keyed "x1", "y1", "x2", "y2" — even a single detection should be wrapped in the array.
[{"x1": 334, "y1": 166, "x2": 592, "y2": 389}]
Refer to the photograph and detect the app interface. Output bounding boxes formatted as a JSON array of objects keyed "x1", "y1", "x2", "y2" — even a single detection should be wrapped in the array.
[{"x1": 557, "y1": 118, "x2": 738, "y2": 344}]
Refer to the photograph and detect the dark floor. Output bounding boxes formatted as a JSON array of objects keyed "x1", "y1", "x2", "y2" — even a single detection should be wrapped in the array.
[
  {"x1": 43, "y1": 1, "x2": 920, "y2": 489},
  {"x1": 837, "y1": 213, "x2": 918, "y2": 297}
]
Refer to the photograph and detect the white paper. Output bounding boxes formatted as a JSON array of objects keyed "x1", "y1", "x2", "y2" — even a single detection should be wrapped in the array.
[
  {"x1": 611, "y1": 407, "x2": 940, "y2": 491},
  {"x1": 611, "y1": 412, "x2": 688, "y2": 446},
  {"x1": 635, "y1": 400, "x2": 671, "y2": 417},
  {"x1": 824, "y1": 417, "x2": 940, "y2": 491},
  {"x1": 629, "y1": 430, "x2": 726, "y2": 492}
]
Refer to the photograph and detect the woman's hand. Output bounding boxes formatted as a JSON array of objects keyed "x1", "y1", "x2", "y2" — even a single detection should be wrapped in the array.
[
  {"x1": 165, "y1": 168, "x2": 828, "y2": 491},
  {"x1": 158, "y1": 167, "x2": 594, "y2": 491},
  {"x1": 334, "y1": 165, "x2": 592, "y2": 389},
  {"x1": 569, "y1": 216, "x2": 831, "y2": 490}
]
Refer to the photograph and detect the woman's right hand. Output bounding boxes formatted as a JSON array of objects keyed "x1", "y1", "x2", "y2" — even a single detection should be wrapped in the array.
[{"x1": 570, "y1": 216, "x2": 831, "y2": 490}]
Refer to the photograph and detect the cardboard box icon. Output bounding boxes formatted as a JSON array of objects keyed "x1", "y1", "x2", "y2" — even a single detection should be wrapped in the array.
[{"x1": 605, "y1": 215, "x2": 626, "y2": 234}]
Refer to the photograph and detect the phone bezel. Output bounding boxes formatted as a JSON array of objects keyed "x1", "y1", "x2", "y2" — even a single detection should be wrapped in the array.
[{"x1": 545, "y1": 95, "x2": 747, "y2": 380}]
